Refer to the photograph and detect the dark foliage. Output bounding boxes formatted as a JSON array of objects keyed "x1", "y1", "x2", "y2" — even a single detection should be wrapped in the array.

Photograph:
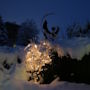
[
  {"x1": 43, "y1": 20, "x2": 51, "y2": 35},
  {"x1": 5, "y1": 22, "x2": 20, "y2": 46},
  {"x1": 0, "y1": 16, "x2": 9, "y2": 46},
  {"x1": 43, "y1": 19, "x2": 60, "y2": 41},
  {"x1": 2, "y1": 60, "x2": 13, "y2": 70},
  {"x1": 41, "y1": 51, "x2": 90, "y2": 84},
  {"x1": 66, "y1": 23, "x2": 82, "y2": 38},
  {"x1": 0, "y1": 16, "x2": 39, "y2": 46},
  {"x1": 16, "y1": 20, "x2": 39, "y2": 46},
  {"x1": 0, "y1": 16, "x2": 3, "y2": 29},
  {"x1": 66, "y1": 22, "x2": 90, "y2": 38},
  {"x1": 17, "y1": 57, "x2": 22, "y2": 64}
]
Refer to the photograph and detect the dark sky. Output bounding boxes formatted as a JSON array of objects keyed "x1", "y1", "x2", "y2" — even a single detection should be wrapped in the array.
[{"x1": 0, "y1": 0, "x2": 90, "y2": 31}]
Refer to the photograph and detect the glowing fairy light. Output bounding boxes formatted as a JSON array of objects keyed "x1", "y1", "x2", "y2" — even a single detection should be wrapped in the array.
[
  {"x1": 25, "y1": 42, "x2": 52, "y2": 72},
  {"x1": 34, "y1": 44, "x2": 37, "y2": 48}
]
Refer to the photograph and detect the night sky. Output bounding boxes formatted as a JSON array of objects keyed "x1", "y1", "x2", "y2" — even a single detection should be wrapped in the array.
[{"x1": 0, "y1": 0, "x2": 90, "y2": 31}]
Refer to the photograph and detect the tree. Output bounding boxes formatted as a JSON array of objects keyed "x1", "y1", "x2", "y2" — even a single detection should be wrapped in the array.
[
  {"x1": 16, "y1": 19, "x2": 39, "y2": 46},
  {"x1": 0, "y1": 16, "x2": 9, "y2": 46},
  {"x1": 66, "y1": 23, "x2": 82, "y2": 38},
  {"x1": 42, "y1": 19, "x2": 60, "y2": 41},
  {"x1": 86, "y1": 21, "x2": 90, "y2": 31},
  {"x1": 0, "y1": 16, "x2": 3, "y2": 29},
  {"x1": 66, "y1": 21, "x2": 90, "y2": 38},
  {"x1": 5, "y1": 22, "x2": 20, "y2": 46}
]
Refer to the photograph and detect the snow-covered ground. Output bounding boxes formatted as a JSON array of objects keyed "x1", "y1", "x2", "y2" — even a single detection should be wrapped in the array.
[
  {"x1": 0, "y1": 37, "x2": 90, "y2": 90},
  {"x1": 1, "y1": 79, "x2": 90, "y2": 90}
]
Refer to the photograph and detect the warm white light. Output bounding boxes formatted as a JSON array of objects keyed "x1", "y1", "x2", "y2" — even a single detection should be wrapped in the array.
[{"x1": 24, "y1": 41, "x2": 63, "y2": 83}]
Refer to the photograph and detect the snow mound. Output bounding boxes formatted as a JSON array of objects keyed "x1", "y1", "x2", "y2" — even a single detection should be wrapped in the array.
[{"x1": 57, "y1": 37, "x2": 90, "y2": 60}]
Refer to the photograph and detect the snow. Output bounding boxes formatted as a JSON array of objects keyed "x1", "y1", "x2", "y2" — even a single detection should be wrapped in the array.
[
  {"x1": 1, "y1": 79, "x2": 90, "y2": 90},
  {"x1": 0, "y1": 37, "x2": 90, "y2": 89},
  {"x1": 56, "y1": 37, "x2": 90, "y2": 60}
]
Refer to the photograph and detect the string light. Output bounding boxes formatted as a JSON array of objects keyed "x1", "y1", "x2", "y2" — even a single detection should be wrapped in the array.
[{"x1": 24, "y1": 41, "x2": 63, "y2": 83}]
